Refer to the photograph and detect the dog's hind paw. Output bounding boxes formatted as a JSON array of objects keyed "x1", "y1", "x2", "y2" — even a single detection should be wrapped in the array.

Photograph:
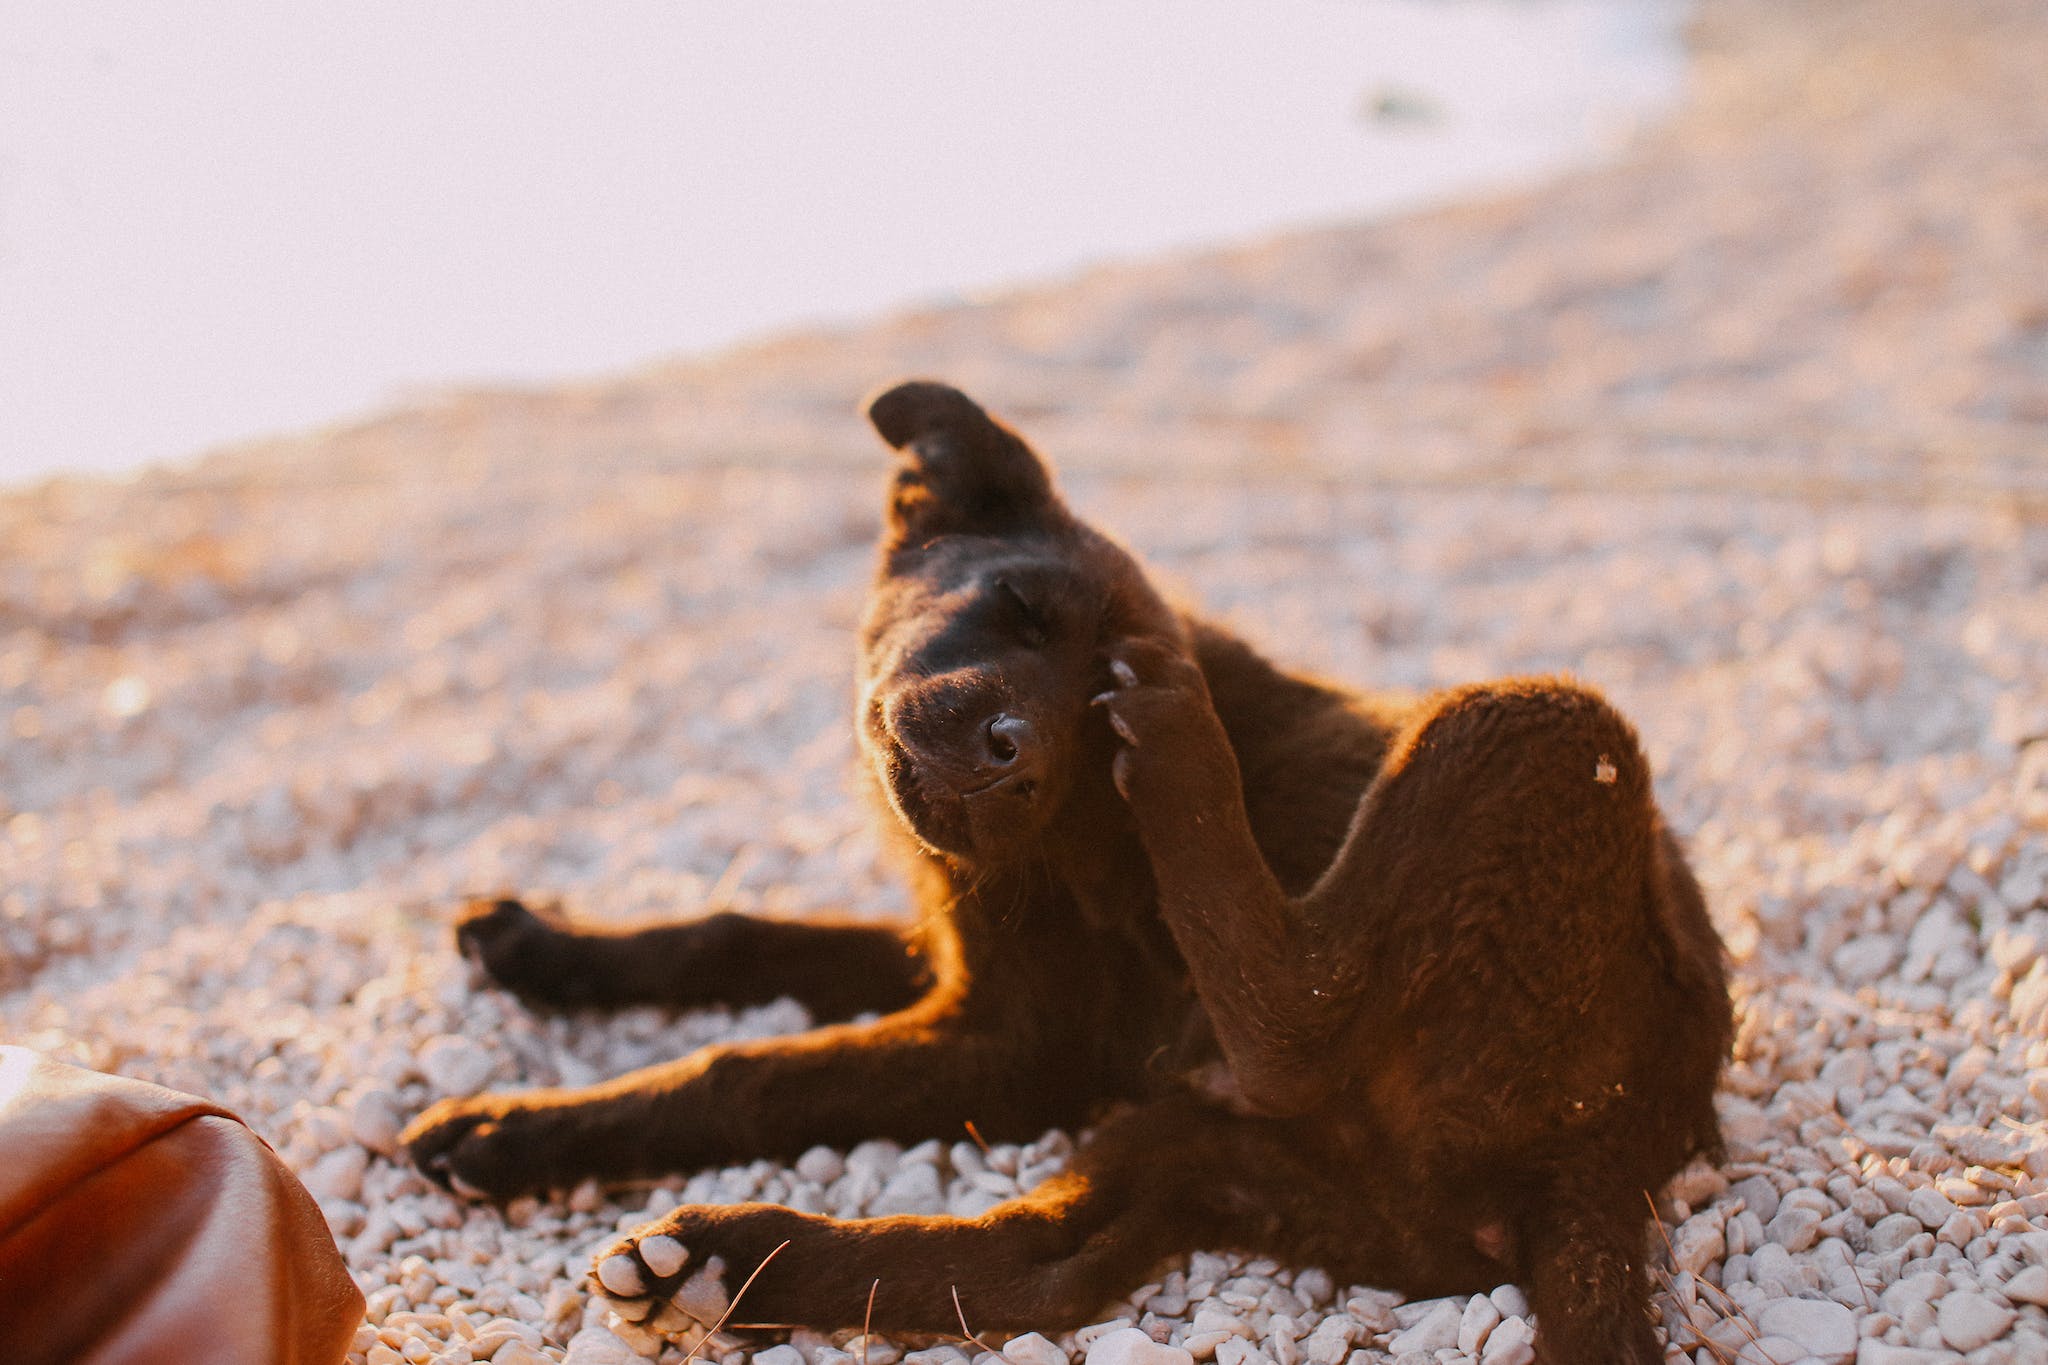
[{"x1": 592, "y1": 1231, "x2": 731, "y2": 1342}]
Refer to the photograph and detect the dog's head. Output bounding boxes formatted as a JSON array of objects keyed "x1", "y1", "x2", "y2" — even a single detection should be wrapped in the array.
[{"x1": 856, "y1": 381, "x2": 1173, "y2": 867}]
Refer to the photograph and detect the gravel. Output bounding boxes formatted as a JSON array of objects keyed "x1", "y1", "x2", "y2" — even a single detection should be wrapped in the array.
[{"x1": 5, "y1": 1, "x2": 2047, "y2": 1363}]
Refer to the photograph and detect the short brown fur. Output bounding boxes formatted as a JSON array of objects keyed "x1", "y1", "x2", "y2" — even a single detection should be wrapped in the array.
[{"x1": 403, "y1": 382, "x2": 1732, "y2": 1363}]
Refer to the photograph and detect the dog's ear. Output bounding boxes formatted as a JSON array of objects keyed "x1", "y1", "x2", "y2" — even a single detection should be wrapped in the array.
[{"x1": 865, "y1": 381, "x2": 1062, "y2": 543}]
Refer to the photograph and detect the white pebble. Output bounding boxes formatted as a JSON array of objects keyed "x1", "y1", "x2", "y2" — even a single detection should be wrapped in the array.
[
  {"x1": 1852, "y1": 1346, "x2": 1960, "y2": 1365},
  {"x1": 420, "y1": 1035, "x2": 495, "y2": 1095},
  {"x1": 1671, "y1": 1213, "x2": 1727, "y2": 1275},
  {"x1": 1755, "y1": 1297, "x2": 1855, "y2": 1363},
  {"x1": 351, "y1": 1087, "x2": 407, "y2": 1152},
  {"x1": 562, "y1": 1326, "x2": 641, "y2": 1365},
  {"x1": 1298, "y1": 1316, "x2": 1353, "y2": 1365},
  {"x1": 2002, "y1": 1264, "x2": 2048, "y2": 1305},
  {"x1": 1384, "y1": 1300, "x2": 1460, "y2": 1356},
  {"x1": 1457, "y1": 1294, "x2": 1500, "y2": 1355},
  {"x1": 1291, "y1": 1269, "x2": 1332, "y2": 1306},
  {"x1": 470, "y1": 1320, "x2": 544, "y2": 1359},
  {"x1": 1908, "y1": 1187, "x2": 1959, "y2": 1231},
  {"x1": 302, "y1": 1144, "x2": 369, "y2": 1203},
  {"x1": 1935, "y1": 1290, "x2": 2014, "y2": 1351},
  {"x1": 1479, "y1": 1316, "x2": 1535, "y2": 1365},
  {"x1": 1083, "y1": 1328, "x2": 1194, "y2": 1365},
  {"x1": 1003, "y1": 1333, "x2": 1068, "y2": 1365},
  {"x1": 872, "y1": 1162, "x2": 945, "y2": 1216},
  {"x1": 672, "y1": 1260, "x2": 729, "y2": 1323}
]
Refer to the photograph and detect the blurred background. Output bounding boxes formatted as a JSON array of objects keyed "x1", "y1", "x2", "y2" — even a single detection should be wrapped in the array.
[{"x1": 2, "y1": 0, "x2": 1684, "y2": 484}]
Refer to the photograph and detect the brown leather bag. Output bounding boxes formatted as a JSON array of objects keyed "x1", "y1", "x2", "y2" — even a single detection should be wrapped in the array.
[{"x1": 0, "y1": 1047, "x2": 364, "y2": 1365}]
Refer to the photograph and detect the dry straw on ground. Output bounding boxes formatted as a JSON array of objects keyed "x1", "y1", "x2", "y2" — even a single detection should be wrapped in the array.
[{"x1": 3, "y1": 2, "x2": 2046, "y2": 1363}]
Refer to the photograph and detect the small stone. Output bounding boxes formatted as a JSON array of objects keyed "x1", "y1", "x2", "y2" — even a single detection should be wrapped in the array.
[
  {"x1": 420, "y1": 1035, "x2": 495, "y2": 1095},
  {"x1": 562, "y1": 1326, "x2": 641, "y2": 1365},
  {"x1": 1853, "y1": 1345, "x2": 1961, "y2": 1364},
  {"x1": 672, "y1": 1259, "x2": 729, "y2": 1323},
  {"x1": 352, "y1": 1087, "x2": 407, "y2": 1152},
  {"x1": 1457, "y1": 1295, "x2": 1501, "y2": 1356},
  {"x1": 1291, "y1": 1268, "x2": 1332, "y2": 1306},
  {"x1": 469, "y1": 1320, "x2": 544, "y2": 1360},
  {"x1": 595, "y1": 1254, "x2": 646, "y2": 1298},
  {"x1": 753, "y1": 1348, "x2": 806, "y2": 1365},
  {"x1": 637, "y1": 1234, "x2": 688, "y2": 1279},
  {"x1": 1189, "y1": 1308, "x2": 1252, "y2": 1343},
  {"x1": 2002, "y1": 1263, "x2": 2048, "y2": 1305},
  {"x1": 1909, "y1": 1188, "x2": 1960, "y2": 1231},
  {"x1": 1385, "y1": 1301, "x2": 1460, "y2": 1356},
  {"x1": 1479, "y1": 1317, "x2": 1535, "y2": 1365},
  {"x1": 872, "y1": 1162, "x2": 945, "y2": 1216},
  {"x1": 844, "y1": 1337, "x2": 902, "y2": 1365},
  {"x1": 795, "y1": 1145, "x2": 845, "y2": 1184},
  {"x1": 1487, "y1": 1285, "x2": 1528, "y2": 1320},
  {"x1": 1004, "y1": 1333, "x2": 1068, "y2": 1365},
  {"x1": 1083, "y1": 1327, "x2": 1195, "y2": 1365},
  {"x1": 1737, "y1": 1336, "x2": 1806, "y2": 1365},
  {"x1": 302, "y1": 1144, "x2": 369, "y2": 1202},
  {"x1": 1756, "y1": 1297, "x2": 1856, "y2": 1363},
  {"x1": 1731, "y1": 1176, "x2": 1782, "y2": 1224},
  {"x1": 1767, "y1": 1206, "x2": 1824, "y2": 1253},
  {"x1": 1870, "y1": 1213, "x2": 1926, "y2": 1253},
  {"x1": 1671, "y1": 1213, "x2": 1727, "y2": 1274},
  {"x1": 490, "y1": 1346, "x2": 547, "y2": 1365},
  {"x1": 1935, "y1": 1290, "x2": 2013, "y2": 1351},
  {"x1": 1299, "y1": 1317, "x2": 1354, "y2": 1365},
  {"x1": 1834, "y1": 935, "x2": 1901, "y2": 984}
]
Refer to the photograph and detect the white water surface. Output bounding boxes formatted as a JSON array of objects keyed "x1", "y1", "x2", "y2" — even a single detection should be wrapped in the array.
[{"x1": 0, "y1": 1, "x2": 1687, "y2": 484}]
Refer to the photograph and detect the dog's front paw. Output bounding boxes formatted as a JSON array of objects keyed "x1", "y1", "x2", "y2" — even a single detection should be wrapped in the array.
[
  {"x1": 454, "y1": 895, "x2": 581, "y2": 1001},
  {"x1": 401, "y1": 1096, "x2": 565, "y2": 1200},
  {"x1": 1093, "y1": 637, "x2": 1239, "y2": 811}
]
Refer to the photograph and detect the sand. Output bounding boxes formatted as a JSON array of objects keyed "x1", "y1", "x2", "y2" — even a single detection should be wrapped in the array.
[{"x1": 3, "y1": 1, "x2": 2046, "y2": 1362}]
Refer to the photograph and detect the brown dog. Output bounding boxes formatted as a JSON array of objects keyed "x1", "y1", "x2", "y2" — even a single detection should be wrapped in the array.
[{"x1": 402, "y1": 382, "x2": 1731, "y2": 1363}]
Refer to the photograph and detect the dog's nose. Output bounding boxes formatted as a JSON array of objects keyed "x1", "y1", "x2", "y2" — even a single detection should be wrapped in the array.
[{"x1": 982, "y1": 713, "x2": 1034, "y2": 770}]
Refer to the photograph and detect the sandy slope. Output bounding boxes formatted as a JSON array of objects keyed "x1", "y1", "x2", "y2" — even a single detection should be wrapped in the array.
[{"x1": 4, "y1": 2, "x2": 2047, "y2": 1363}]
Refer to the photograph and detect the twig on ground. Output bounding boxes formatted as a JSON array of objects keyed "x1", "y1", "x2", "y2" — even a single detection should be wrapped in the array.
[
  {"x1": 863, "y1": 1277, "x2": 880, "y2": 1365},
  {"x1": 953, "y1": 1283, "x2": 998, "y2": 1354},
  {"x1": 1644, "y1": 1188, "x2": 1764, "y2": 1363}
]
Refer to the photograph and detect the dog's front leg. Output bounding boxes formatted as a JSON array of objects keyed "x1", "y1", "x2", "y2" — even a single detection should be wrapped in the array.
[
  {"x1": 1092, "y1": 638, "x2": 1349, "y2": 1117},
  {"x1": 402, "y1": 1001, "x2": 1051, "y2": 1199}
]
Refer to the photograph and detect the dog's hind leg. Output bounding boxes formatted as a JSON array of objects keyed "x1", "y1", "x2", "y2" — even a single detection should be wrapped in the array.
[
  {"x1": 453, "y1": 896, "x2": 928, "y2": 1020},
  {"x1": 587, "y1": 1096, "x2": 1495, "y2": 1339},
  {"x1": 1517, "y1": 1176, "x2": 1663, "y2": 1365}
]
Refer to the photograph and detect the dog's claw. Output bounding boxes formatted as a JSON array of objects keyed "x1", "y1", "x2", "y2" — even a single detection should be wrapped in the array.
[
  {"x1": 1108, "y1": 713, "x2": 1139, "y2": 745},
  {"x1": 1110, "y1": 659, "x2": 1140, "y2": 688}
]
